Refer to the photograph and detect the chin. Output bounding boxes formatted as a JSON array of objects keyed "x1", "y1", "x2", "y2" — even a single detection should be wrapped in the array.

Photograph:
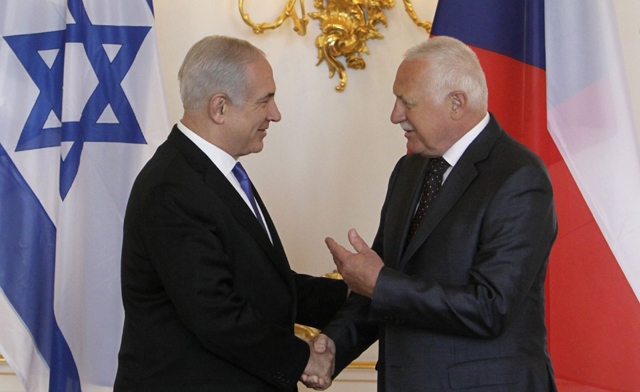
[
  {"x1": 252, "y1": 143, "x2": 265, "y2": 154},
  {"x1": 406, "y1": 143, "x2": 424, "y2": 156}
]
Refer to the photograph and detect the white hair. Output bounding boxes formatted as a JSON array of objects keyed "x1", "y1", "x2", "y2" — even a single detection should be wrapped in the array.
[{"x1": 404, "y1": 36, "x2": 488, "y2": 111}]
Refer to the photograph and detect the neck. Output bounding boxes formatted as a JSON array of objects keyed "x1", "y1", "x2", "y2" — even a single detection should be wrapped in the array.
[{"x1": 181, "y1": 112, "x2": 228, "y2": 155}]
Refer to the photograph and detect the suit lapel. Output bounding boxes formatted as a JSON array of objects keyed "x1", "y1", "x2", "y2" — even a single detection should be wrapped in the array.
[
  {"x1": 384, "y1": 155, "x2": 429, "y2": 269},
  {"x1": 253, "y1": 189, "x2": 296, "y2": 289},
  {"x1": 399, "y1": 116, "x2": 504, "y2": 270},
  {"x1": 167, "y1": 127, "x2": 292, "y2": 284}
]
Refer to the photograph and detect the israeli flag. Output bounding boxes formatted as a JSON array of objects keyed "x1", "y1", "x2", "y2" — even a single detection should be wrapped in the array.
[{"x1": 0, "y1": 0, "x2": 168, "y2": 390}]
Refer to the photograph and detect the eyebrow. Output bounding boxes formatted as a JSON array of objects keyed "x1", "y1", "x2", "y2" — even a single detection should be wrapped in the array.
[
  {"x1": 256, "y1": 92, "x2": 276, "y2": 102},
  {"x1": 396, "y1": 94, "x2": 416, "y2": 107}
]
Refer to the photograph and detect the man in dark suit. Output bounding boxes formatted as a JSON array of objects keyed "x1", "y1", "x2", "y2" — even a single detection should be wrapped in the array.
[
  {"x1": 114, "y1": 35, "x2": 346, "y2": 392},
  {"x1": 309, "y1": 36, "x2": 558, "y2": 391}
]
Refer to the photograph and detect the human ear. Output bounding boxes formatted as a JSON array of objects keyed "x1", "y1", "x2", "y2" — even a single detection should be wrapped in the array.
[
  {"x1": 449, "y1": 91, "x2": 467, "y2": 120},
  {"x1": 209, "y1": 94, "x2": 227, "y2": 124}
]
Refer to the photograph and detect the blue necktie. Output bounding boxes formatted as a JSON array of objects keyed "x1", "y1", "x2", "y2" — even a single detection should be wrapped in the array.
[{"x1": 232, "y1": 162, "x2": 268, "y2": 233}]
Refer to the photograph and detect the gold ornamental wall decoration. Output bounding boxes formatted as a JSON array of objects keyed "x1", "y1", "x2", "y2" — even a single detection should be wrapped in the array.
[
  {"x1": 310, "y1": 0, "x2": 394, "y2": 91},
  {"x1": 402, "y1": 0, "x2": 433, "y2": 33},
  {"x1": 238, "y1": 0, "x2": 433, "y2": 92},
  {"x1": 238, "y1": 0, "x2": 309, "y2": 35}
]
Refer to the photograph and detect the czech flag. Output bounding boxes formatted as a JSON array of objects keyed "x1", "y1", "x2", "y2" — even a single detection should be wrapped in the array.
[{"x1": 432, "y1": 0, "x2": 640, "y2": 390}]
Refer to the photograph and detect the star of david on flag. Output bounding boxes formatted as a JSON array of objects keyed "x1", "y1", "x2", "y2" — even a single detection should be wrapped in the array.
[
  {"x1": 0, "y1": 0, "x2": 168, "y2": 390},
  {"x1": 5, "y1": 0, "x2": 150, "y2": 199}
]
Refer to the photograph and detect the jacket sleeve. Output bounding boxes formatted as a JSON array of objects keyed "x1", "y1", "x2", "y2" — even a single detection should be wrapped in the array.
[
  {"x1": 321, "y1": 293, "x2": 380, "y2": 375},
  {"x1": 293, "y1": 273, "x2": 348, "y2": 329}
]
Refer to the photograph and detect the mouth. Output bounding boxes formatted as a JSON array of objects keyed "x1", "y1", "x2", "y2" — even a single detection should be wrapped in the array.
[{"x1": 400, "y1": 122, "x2": 414, "y2": 134}]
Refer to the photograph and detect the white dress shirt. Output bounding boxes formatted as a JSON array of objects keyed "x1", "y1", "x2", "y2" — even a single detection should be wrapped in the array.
[
  {"x1": 441, "y1": 112, "x2": 490, "y2": 182},
  {"x1": 176, "y1": 122, "x2": 272, "y2": 242}
]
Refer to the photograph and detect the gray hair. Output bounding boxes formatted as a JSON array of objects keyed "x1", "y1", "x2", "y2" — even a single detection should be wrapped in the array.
[
  {"x1": 404, "y1": 36, "x2": 488, "y2": 112},
  {"x1": 178, "y1": 35, "x2": 266, "y2": 111}
]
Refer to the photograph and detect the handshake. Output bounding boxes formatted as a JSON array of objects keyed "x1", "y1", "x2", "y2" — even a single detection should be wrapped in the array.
[{"x1": 300, "y1": 333, "x2": 336, "y2": 390}]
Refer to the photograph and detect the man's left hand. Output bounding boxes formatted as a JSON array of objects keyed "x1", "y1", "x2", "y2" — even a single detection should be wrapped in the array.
[{"x1": 325, "y1": 229, "x2": 383, "y2": 298}]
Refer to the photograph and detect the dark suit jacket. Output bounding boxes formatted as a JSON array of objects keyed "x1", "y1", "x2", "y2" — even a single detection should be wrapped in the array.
[
  {"x1": 323, "y1": 115, "x2": 557, "y2": 391},
  {"x1": 114, "y1": 126, "x2": 347, "y2": 392}
]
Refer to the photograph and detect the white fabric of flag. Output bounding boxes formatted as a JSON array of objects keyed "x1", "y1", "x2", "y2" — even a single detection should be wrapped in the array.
[
  {"x1": 546, "y1": 0, "x2": 640, "y2": 301},
  {"x1": 0, "y1": 0, "x2": 168, "y2": 391}
]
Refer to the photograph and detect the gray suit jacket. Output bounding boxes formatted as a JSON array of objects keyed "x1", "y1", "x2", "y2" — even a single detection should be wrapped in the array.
[{"x1": 323, "y1": 115, "x2": 557, "y2": 391}]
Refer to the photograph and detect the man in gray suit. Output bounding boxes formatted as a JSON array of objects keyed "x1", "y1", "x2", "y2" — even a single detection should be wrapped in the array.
[{"x1": 307, "y1": 36, "x2": 558, "y2": 391}]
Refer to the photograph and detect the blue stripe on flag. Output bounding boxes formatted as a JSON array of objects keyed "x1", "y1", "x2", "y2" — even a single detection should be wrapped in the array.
[
  {"x1": 432, "y1": 0, "x2": 546, "y2": 70},
  {"x1": 0, "y1": 143, "x2": 81, "y2": 392}
]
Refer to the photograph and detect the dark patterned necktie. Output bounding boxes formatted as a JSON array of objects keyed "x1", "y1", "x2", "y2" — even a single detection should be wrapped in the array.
[
  {"x1": 406, "y1": 157, "x2": 450, "y2": 244},
  {"x1": 232, "y1": 162, "x2": 268, "y2": 233}
]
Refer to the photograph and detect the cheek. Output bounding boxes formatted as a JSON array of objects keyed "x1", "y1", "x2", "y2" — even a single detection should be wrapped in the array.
[
  {"x1": 407, "y1": 111, "x2": 424, "y2": 129},
  {"x1": 253, "y1": 111, "x2": 267, "y2": 128}
]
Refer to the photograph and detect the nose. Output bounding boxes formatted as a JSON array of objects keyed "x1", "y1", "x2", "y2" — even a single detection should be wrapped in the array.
[
  {"x1": 390, "y1": 99, "x2": 405, "y2": 124},
  {"x1": 268, "y1": 100, "x2": 281, "y2": 122}
]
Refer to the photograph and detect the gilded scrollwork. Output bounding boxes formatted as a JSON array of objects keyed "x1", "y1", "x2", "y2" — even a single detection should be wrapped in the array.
[
  {"x1": 309, "y1": 0, "x2": 394, "y2": 91},
  {"x1": 237, "y1": 0, "x2": 434, "y2": 92},
  {"x1": 402, "y1": 0, "x2": 432, "y2": 33},
  {"x1": 238, "y1": 0, "x2": 309, "y2": 35}
]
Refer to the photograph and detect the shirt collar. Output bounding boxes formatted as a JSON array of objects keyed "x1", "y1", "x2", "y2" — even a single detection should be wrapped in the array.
[
  {"x1": 442, "y1": 112, "x2": 490, "y2": 167},
  {"x1": 177, "y1": 121, "x2": 238, "y2": 175}
]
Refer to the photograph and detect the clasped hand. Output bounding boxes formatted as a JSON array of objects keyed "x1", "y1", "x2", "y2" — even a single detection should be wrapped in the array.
[{"x1": 300, "y1": 334, "x2": 335, "y2": 390}]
